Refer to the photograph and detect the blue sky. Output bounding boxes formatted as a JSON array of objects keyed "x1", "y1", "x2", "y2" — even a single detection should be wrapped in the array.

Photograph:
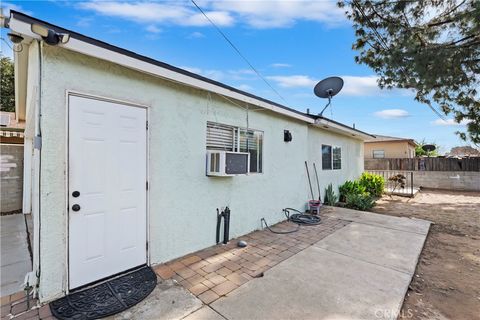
[{"x1": 1, "y1": 0, "x2": 472, "y2": 153}]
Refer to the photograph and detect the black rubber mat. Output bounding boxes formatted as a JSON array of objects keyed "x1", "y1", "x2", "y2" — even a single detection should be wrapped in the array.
[{"x1": 50, "y1": 266, "x2": 157, "y2": 320}]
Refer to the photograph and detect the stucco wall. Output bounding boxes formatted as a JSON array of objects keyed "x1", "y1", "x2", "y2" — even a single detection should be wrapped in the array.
[
  {"x1": 0, "y1": 144, "x2": 24, "y2": 213},
  {"x1": 37, "y1": 45, "x2": 364, "y2": 301},
  {"x1": 364, "y1": 141, "x2": 415, "y2": 158}
]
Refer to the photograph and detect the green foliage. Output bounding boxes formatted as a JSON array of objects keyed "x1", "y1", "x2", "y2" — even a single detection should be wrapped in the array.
[
  {"x1": 345, "y1": 193, "x2": 376, "y2": 211},
  {"x1": 338, "y1": 180, "x2": 367, "y2": 202},
  {"x1": 324, "y1": 183, "x2": 338, "y2": 206},
  {"x1": 415, "y1": 139, "x2": 440, "y2": 156},
  {"x1": 338, "y1": 0, "x2": 480, "y2": 144},
  {"x1": 1, "y1": 56, "x2": 15, "y2": 112},
  {"x1": 359, "y1": 172, "x2": 384, "y2": 197}
]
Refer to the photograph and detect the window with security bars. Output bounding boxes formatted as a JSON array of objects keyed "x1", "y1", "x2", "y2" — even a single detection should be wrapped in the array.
[{"x1": 206, "y1": 122, "x2": 263, "y2": 173}]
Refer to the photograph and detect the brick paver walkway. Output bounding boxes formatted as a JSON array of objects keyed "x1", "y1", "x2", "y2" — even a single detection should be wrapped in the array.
[
  {"x1": 154, "y1": 216, "x2": 349, "y2": 304},
  {"x1": 1, "y1": 215, "x2": 349, "y2": 319},
  {"x1": 1, "y1": 292, "x2": 52, "y2": 320}
]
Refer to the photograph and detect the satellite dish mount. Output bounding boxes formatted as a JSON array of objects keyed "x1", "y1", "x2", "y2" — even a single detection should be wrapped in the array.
[{"x1": 314, "y1": 77, "x2": 344, "y2": 116}]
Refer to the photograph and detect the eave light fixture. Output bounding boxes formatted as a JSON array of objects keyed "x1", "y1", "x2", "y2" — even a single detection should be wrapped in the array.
[{"x1": 31, "y1": 24, "x2": 70, "y2": 45}]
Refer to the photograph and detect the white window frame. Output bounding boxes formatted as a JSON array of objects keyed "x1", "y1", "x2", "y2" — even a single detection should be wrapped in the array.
[
  {"x1": 333, "y1": 146, "x2": 342, "y2": 170},
  {"x1": 322, "y1": 144, "x2": 342, "y2": 170}
]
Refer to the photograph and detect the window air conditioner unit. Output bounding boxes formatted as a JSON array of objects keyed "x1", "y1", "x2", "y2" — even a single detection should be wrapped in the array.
[{"x1": 206, "y1": 150, "x2": 250, "y2": 176}]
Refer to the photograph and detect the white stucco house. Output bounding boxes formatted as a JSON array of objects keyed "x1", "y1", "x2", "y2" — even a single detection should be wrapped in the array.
[{"x1": 5, "y1": 11, "x2": 373, "y2": 302}]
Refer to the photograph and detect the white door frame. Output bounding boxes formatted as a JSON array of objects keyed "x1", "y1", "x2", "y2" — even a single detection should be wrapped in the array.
[{"x1": 65, "y1": 90, "x2": 150, "y2": 292}]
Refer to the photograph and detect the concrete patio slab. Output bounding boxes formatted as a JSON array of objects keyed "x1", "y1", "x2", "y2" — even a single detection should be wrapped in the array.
[
  {"x1": 211, "y1": 247, "x2": 412, "y2": 320},
  {"x1": 210, "y1": 210, "x2": 430, "y2": 320},
  {"x1": 314, "y1": 222, "x2": 427, "y2": 275},
  {"x1": 1, "y1": 214, "x2": 32, "y2": 297},
  {"x1": 107, "y1": 279, "x2": 203, "y2": 320},
  {"x1": 323, "y1": 207, "x2": 431, "y2": 235},
  {"x1": 183, "y1": 306, "x2": 226, "y2": 320}
]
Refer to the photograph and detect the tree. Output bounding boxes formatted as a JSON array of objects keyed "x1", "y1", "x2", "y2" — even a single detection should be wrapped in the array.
[
  {"x1": 415, "y1": 139, "x2": 440, "y2": 157},
  {"x1": 1, "y1": 56, "x2": 15, "y2": 112},
  {"x1": 338, "y1": 0, "x2": 480, "y2": 144}
]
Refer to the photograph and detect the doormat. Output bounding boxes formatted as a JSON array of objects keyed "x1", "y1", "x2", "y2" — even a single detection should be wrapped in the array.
[{"x1": 50, "y1": 266, "x2": 157, "y2": 320}]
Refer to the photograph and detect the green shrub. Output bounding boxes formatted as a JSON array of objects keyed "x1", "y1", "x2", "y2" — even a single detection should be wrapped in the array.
[
  {"x1": 345, "y1": 193, "x2": 376, "y2": 211},
  {"x1": 324, "y1": 183, "x2": 338, "y2": 206},
  {"x1": 338, "y1": 180, "x2": 367, "y2": 202},
  {"x1": 359, "y1": 172, "x2": 385, "y2": 197}
]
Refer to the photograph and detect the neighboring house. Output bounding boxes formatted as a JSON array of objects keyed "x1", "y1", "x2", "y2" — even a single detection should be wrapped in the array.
[
  {"x1": 364, "y1": 135, "x2": 417, "y2": 159},
  {"x1": 7, "y1": 11, "x2": 373, "y2": 302},
  {"x1": 0, "y1": 112, "x2": 25, "y2": 213},
  {"x1": 445, "y1": 146, "x2": 480, "y2": 158}
]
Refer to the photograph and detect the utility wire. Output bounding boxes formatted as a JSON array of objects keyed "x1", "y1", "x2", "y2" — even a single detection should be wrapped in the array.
[
  {"x1": 351, "y1": 0, "x2": 447, "y2": 121},
  {"x1": 190, "y1": 0, "x2": 289, "y2": 106}
]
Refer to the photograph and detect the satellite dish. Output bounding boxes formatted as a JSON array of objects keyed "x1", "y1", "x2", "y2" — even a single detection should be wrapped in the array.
[
  {"x1": 314, "y1": 76, "x2": 344, "y2": 116},
  {"x1": 422, "y1": 144, "x2": 436, "y2": 152}
]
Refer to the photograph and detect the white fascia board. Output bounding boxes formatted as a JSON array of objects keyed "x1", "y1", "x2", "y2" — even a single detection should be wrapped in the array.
[
  {"x1": 313, "y1": 118, "x2": 372, "y2": 140},
  {"x1": 8, "y1": 16, "x2": 314, "y2": 124}
]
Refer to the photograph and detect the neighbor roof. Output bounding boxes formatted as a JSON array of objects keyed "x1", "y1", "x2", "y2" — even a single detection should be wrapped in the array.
[
  {"x1": 7, "y1": 10, "x2": 374, "y2": 139},
  {"x1": 365, "y1": 134, "x2": 416, "y2": 146}
]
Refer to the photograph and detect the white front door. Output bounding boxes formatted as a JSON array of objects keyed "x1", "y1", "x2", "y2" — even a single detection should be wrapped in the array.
[{"x1": 68, "y1": 95, "x2": 147, "y2": 289}]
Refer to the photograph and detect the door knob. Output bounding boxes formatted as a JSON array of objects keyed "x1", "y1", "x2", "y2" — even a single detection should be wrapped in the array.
[
  {"x1": 72, "y1": 204, "x2": 81, "y2": 212},
  {"x1": 72, "y1": 191, "x2": 80, "y2": 197}
]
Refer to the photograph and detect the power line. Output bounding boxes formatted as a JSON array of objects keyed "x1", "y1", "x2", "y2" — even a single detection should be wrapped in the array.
[
  {"x1": 351, "y1": 0, "x2": 447, "y2": 121},
  {"x1": 190, "y1": 0, "x2": 289, "y2": 106}
]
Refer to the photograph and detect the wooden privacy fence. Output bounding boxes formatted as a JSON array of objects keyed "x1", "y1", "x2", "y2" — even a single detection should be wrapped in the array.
[{"x1": 365, "y1": 158, "x2": 480, "y2": 172}]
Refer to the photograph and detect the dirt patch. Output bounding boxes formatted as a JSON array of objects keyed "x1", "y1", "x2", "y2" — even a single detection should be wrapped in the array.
[{"x1": 371, "y1": 189, "x2": 480, "y2": 319}]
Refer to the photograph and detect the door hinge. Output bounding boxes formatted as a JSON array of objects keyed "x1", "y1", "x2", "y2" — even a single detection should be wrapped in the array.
[
  {"x1": 146, "y1": 242, "x2": 148, "y2": 251},
  {"x1": 146, "y1": 181, "x2": 149, "y2": 190},
  {"x1": 146, "y1": 121, "x2": 149, "y2": 130}
]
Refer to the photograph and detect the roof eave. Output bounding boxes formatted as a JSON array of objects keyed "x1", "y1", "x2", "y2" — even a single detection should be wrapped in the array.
[{"x1": 8, "y1": 11, "x2": 314, "y2": 124}]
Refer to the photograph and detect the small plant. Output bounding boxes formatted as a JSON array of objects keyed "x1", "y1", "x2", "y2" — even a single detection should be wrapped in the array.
[
  {"x1": 324, "y1": 183, "x2": 338, "y2": 206},
  {"x1": 388, "y1": 174, "x2": 406, "y2": 194},
  {"x1": 345, "y1": 193, "x2": 376, "y2": 211},
  {"x1": 359, "y1": 172, "x2": 385, "y2": 197},
  {"x1": 338, "y1": 180, "x2": 367, "y2": 202}
]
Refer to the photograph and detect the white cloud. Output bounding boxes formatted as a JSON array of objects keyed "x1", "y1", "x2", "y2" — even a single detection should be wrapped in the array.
[
  {"x1": 146, "y1": 25, "x2": 162, "y2": 33},
  {"x1": 265, "y1": 74, "x2": 385, "y2": 96},
  {"x1": 271, "y1": 63, "x2": 292, "y2": 68},
  {"x1": 374, "y1": 109, "x2": 410, "y2": 119},
  {"x1": 79, "y1": 0, "x2": 345, "y2": 29},
  {"x1": 79, "y1": 1, "x2": 234, "y2": 27},
  {"x1": 76, "y1": 16, "x2": 94, "y2": 28},
  {"x1": 341, "y1": 75, "x2": 380, "y2": 96},
  {"x1": 210, "y1": 0, "x2": 346, "y2": 28},
  {"x1": 432, "y1": 118, "x2": 469, "y2": 126},
  {"x1": 188, "y1": 31, "x2": 205, "y2": 39},
  {"x1": 266, "y1": 75, "x2": 317, "y2": 88}
]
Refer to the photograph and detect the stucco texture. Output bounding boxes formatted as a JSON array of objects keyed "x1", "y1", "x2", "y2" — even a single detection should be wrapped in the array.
[{"x1": 37, "y1": 45, "x2": 363, "y2": 301}]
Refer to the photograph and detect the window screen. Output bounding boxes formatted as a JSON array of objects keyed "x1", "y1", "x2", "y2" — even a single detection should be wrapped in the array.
[
  {"x1": 206, "y1": 122, "x2": 235, "y2": 150},
  {"x1": 322, "y1": 145, "x2": 332, "y2": 170},
  {"x1": 333, "y1": 147, "x2": 341, "y2": 170}
]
